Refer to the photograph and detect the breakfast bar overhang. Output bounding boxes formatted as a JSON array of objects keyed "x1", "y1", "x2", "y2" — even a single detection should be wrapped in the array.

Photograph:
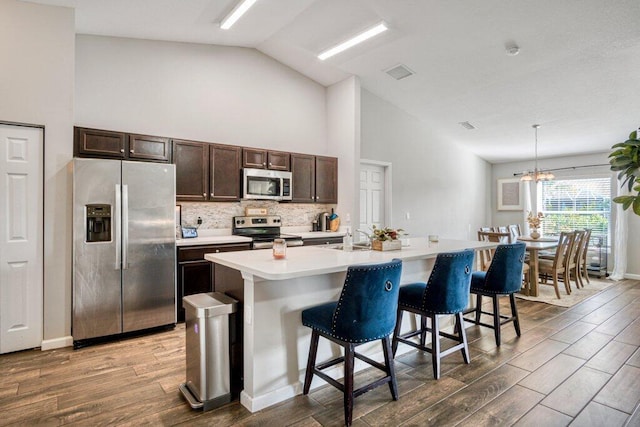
[{"x1": 205, "y1": 238, "x2": 497, "y2": 412}]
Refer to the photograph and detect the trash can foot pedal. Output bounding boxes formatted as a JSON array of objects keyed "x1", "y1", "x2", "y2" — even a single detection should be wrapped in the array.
[
  {"x1": 180, "y1": 382, "x2": 232, "y2": 411},
  {"x1": 180, "y1": 383, "x2": 203, "y2": 409}
]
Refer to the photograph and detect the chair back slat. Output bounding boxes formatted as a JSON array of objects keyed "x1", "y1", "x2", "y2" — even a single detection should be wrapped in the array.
[
  {"x1": 553, "y1": 232, "x2": 573, "y2": 268},
  {"x1": 332, "y1": 259, "x2": 403, "y2": 341}
]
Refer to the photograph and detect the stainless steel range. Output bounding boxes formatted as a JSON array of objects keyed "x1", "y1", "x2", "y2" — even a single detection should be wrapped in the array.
[{"x1": 232, "y1": 215, "x2": 303, "y2": 249}]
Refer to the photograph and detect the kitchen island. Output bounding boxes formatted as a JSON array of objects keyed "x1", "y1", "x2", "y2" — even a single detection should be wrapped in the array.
[{"x1": 205, "y1": 237, "x2": 496, "y2": 412}]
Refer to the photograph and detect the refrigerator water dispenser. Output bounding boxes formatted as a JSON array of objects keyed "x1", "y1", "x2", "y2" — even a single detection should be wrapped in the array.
[{"x1": 86, "y1": 204, "x2": 111, "y2": 242}]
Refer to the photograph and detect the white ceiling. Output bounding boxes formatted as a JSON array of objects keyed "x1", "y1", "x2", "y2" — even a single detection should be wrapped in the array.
[{"x1": 23, "y1": 0, "x2": 640, "y2": 163}]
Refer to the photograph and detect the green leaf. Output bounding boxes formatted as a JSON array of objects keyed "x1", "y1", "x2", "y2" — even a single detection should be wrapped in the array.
[
  {"x1": 613, "y1": 195, "x2": 634, "y2": 204},
  {"x1": 630, "y1": 131, "x2": 638, "y2": 140},
  {"x1": 611, "y1": 157, "x2": 632, "y2": 167},
  {"x1": 612, "y1": 142, "x2": 627, "y2": 149}
]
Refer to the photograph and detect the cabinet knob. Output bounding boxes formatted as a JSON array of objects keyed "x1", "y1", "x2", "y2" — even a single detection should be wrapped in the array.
[
  {"x1": 203, "y1": 193, "x2": 206, "y2": 197},
  {"x1": 263, "y1": 162, "x2": 266, "y2": 166},
  {"x1": 216, "y1": 249, "x2": 220, "y2": 253},
  {"x1": 210, "y1": 193, "x2": 214, "y2": 197},
  {"x1": 130, "y1": 149, "x2": 134, "y2": 154},
  {"x1": 120, "y1": 149, "x2": 125, "y2": 153},
  {"x1": 269, "y1": 162, "x2": 272, "y2": 166}
]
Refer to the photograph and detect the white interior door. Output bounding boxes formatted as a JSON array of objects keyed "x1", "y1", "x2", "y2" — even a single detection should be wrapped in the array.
[
  {"x1": 359, "y1": 163, "x2": 386, "y2": 241},
  {"x1": 0, "y1": 124, "x2": 43, "y2": 353}
]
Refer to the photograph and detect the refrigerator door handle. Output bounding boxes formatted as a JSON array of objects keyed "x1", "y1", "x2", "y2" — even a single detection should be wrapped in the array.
[
  {"x1": 115, "y1": 184, "x2": 122, "y2": 270},
  {"x1": 122, "y1": 184, "x2": 129, "y2": 270}
]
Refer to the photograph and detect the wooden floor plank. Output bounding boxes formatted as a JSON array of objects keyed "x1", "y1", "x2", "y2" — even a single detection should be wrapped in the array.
[
  {"x1": 549, "y1": 321, "x2": 597, "y2": 344},
  {"x1": 457, "y1": 384, "x2": 544, "y2": 427},
  {"x1": 508, "y1": 339, "x2": 569, "y2": 372},
  {"x1": 561, "y1": 330, "x2": 613, "y2": 360},
  {"x1": 585, "y1": 340, "x2": 638, "y2": 375},
  {"x1": 594, "y1": 302, "x2": 640, "y2": 336},
  {"x1": 571, "y1": 401, "x2": 629, "y2": 427},
  {"x1": 539, "y1": 366, "x2": 611, "y2": 417},
  {"x1": 400, "y1": 364, "x2": 529, "y2": 426},
  {"x1": 593, "y1": 364, "x2": 640, "y2": 414},
  {"x1": 361, "y1": 377, "x2": 466, "y2": 426},
  {"x1": 513, "y1": 404, "x2": 572, "y2": 427},
  {"x1": 614, "y1": 318, "x2": 640, "y2": 346},
  {"x1": 517, "y1": 353, "x2": 585, "y2": 395}
]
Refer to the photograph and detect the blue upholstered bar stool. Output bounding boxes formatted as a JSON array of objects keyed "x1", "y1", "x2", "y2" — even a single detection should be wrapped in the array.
[
  {"x1": 392, "y1": 249, "x2": 474, "y2": 380},
  {"x1": 463, "y1": 242, "x2": 526, "y2": 346},
  {"x1": 301, "y1": 259, "x2": 402, "y2": 426}
]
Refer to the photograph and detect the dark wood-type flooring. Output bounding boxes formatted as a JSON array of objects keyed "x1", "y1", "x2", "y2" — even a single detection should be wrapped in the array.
[{"x1": 2, "y1": 279, "x2": 640, "y2": 426}]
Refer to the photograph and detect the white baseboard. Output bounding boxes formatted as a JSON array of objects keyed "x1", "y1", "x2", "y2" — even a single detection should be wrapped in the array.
[
  {"x1": 625, "y1": 273, "x2": 640, "y2": 280},
  {"x1": 41, "y1": 336, "x2": 73, "y2": 351}
]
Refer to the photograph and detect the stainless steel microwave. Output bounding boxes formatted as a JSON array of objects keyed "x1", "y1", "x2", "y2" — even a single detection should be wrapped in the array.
[{"x1": 243, "y1": 168, "x2": 292, "y2": 201}]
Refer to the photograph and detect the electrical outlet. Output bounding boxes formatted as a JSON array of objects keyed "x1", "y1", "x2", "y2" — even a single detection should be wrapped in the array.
[{"x1": 197, "y1": 217, "x2": 203, "y2": 225}]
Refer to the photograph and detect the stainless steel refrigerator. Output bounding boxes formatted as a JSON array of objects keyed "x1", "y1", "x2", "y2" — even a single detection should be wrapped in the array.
[{"x1": 73, "y1": 158, "x2": 176, "y2": 347}]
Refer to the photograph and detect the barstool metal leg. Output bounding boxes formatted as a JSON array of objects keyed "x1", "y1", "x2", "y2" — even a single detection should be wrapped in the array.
[{"x1": 431, "y1": 314, "x2": 441, "y2": 379}]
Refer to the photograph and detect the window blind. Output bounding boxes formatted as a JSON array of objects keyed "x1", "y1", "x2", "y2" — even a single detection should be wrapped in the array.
[{"x1": 539, "y1": 178, "x2": 610, "y2": 245}]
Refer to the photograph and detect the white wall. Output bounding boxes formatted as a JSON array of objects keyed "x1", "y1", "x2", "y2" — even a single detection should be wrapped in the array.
[
  {"x1": 360, "y1": 89, "x2": 491, "y2": 239},
  {"x1": 75, "y1": 35, "x2": 327, "y2": 153},
  {"x1": 0, "y1": 1, "x2": 75, "y2": 344},
  {"x1": 492, "y1": 152, "x2": 640, "y2": 277}
]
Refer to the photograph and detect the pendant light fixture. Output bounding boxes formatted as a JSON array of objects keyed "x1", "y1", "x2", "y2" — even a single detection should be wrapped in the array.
[{"x1": 521, "y1": 124, "x2": 555, "y2": 182}]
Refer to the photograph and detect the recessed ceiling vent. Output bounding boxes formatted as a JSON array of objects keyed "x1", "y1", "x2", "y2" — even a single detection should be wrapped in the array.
[
  {"x1": 458, "y1": 121, "x2": 477, "y2": 130},
  {"x1": 385, "y1": 64, "x2": 414, "y2": 80}
]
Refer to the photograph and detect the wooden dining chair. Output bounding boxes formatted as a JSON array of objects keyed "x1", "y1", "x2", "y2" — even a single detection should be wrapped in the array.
[
  {"x1": 537, "y1": 232, "x2": 573, "y2": 298},
  {"x1": 579, "y1": 229, "x2": 592, "y2": 285},
  {"x1": 507, "y1": 224, "x2": 521, "y2": 243},
  {"x1": 477, "y1": 231, "x2": 511, "y2": 271},
  {"x1": 567, "y1": 230, "x2": 586, "y2": 289}
]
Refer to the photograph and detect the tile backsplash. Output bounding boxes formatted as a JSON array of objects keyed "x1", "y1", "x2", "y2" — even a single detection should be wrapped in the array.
[{"x1": 179, "y1": 201, "x2": 336, "y2": 230}]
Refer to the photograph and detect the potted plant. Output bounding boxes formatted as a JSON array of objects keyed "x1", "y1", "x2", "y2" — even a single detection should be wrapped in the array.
[
  {"x1": 527, "y1": 211, "x2": 544, "y2": 239},
  {"x1": 370, "y1": 225, "x2": 405, "y2": 251},
  {"x1": 609, "y1": 129, "x2": 640, "y2": 215}
]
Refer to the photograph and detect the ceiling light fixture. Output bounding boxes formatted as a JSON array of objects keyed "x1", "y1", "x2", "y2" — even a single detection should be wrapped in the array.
[
  {"x1": 521, "y1": 124, "x2": 555, "y2": 182},
  {"x1": 220, "y1": 0, "x2": 257, "y2": 30},
  {"x1": 318, "y1": 21, "x2": 388, "y2": 61}
]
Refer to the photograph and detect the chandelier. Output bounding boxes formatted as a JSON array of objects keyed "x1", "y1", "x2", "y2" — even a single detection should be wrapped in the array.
[{"x1": 521, "y1": 124, "x2": 555, "y2": 182}]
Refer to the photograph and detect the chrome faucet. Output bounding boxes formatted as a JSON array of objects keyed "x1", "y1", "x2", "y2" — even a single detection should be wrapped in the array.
[{"x1": 356, "y1": 229, "x2": 372, "y2": 246}]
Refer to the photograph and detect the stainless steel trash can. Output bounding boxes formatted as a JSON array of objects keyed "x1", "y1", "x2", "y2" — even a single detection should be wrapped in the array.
[{"x1": 179, "y1": 292, "x2": 237, "y2": 411}]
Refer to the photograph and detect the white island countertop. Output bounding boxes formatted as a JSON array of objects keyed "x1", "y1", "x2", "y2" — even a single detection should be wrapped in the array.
[{"x1": 205, "y1": 237, "x2": 495, "y2": 281}]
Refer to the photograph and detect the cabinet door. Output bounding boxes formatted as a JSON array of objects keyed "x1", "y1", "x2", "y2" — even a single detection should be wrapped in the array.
[
  {"x1": 267, "y1": 151, "x2": 290, "y2": 171},
  {"x1": 177, "y1": 260, "x2": 213, "y2": 322},
  {"x1": 173, "y1": 139, "x2": 208, "y2": 201},
  {"x1": 316, "y1": 156, "x2": 338, "y2": 204},
  {"x1": 242, "y1": 148, "x2": 267, "y2": 169},
  {"x1": 129, "y1": 134, "x2": 171, "y2": 162},
  {"x1": 75, "y1": 127, "x2": 126, "y2": 159},
  {"x1": 291, "y1": 153, "x2": 315, "y2": 203},
  {"x1": 303, "y1": 237, "x2": 344, "y2": 246},
  {"x1": 210, "y1": 144, "x2": 241, "y2": 201}
]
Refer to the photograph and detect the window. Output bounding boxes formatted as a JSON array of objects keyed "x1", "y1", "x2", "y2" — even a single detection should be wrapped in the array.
[{"x1": 538, "y1": 177, "x2": 611, "y2": 250}]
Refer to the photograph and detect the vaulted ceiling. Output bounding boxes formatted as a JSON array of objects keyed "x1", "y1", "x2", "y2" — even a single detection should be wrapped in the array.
[{"x1": 23, "y1": 0, "x2": 640, "y2": 163}]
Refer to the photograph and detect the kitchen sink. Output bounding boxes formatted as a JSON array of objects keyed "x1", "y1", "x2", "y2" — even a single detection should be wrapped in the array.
[{"x1": 324, "y1": 243, "x2": 371, "y2": 251}]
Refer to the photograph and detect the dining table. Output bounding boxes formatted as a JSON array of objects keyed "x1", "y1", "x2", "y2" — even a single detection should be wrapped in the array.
[{"x1": 517, "y1": 236, "x2": 559, "y2": 296}]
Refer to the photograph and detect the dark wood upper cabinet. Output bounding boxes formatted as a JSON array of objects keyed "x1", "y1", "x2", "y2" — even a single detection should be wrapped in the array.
[
  {"x1": 129, "y1": 134, "x2": 171, "y2": 162},
  {"x1": 210, "y1": 144, "x2": 242, "y2": 201},
  {"x1": 75, "y1": 127, "x2": 170, "y2": 163},
  {"x1": 75, "y1": 127, "x2": 126, "y2": 159},
  {"x1": 242, "y1": 148, "x2": 290, "y2": 171},
  {"x1": 291, "y1": 154, "x2": 338, "y2": 203},
  {"x1": 173, "y1": 139, "x2": 208, "y2": 202},
  {"x1": 315, "y1": 156, "x2": 338, "y2": 204},
  {"x1": 291, "y1": 153, "x2": 315, "y2": 203}
]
